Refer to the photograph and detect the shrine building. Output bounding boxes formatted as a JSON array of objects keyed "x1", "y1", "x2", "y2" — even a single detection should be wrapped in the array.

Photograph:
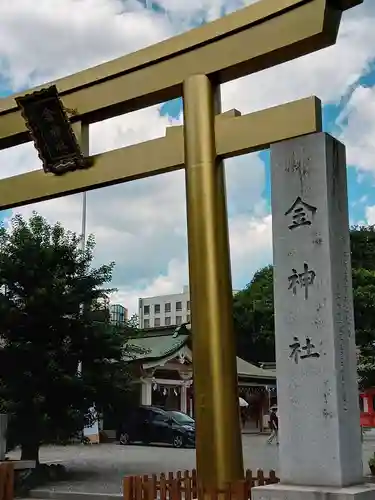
[{"x1": 122, "y1": 324, "x2": 277, "y2": 432}]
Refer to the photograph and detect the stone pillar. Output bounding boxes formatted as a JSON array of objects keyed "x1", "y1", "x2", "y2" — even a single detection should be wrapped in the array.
[
  {"x1": 253, "y1": 133, "x2": 374, "y2": 500},
  {"x1": 181, "y1": 385, "x2": 187, "y2": 413},
  {"x1": 141, "y1": 380, "x2": 152, "y2": 406},
  {"x1": 0, "y1": 414, "x2": 7, "y2": 460}
]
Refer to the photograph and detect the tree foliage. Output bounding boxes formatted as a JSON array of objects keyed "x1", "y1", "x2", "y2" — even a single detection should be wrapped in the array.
[
  {"x1": 350, "y1": 227, "x2": 375, "y2": 389},
  {"x1": 350, "y1": 225, "x2": 375, "y2": 271},
  {"x1": 233, "y1": 265, "x2": 275, "y2": 363},
  {"x1": 357, "y1": 349, "x2": 375, "y2": 390},
  {"x1": 352, "y1": 268, "x2": 375, "y2": 349},
  {"x1": 0, "y1": 213, "x2": 136, "y2": 461}
]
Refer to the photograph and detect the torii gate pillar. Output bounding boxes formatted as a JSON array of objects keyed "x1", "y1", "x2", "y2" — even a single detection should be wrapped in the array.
[{"x1": 184, "y1": 75, "x2": 243, "y2": 485}]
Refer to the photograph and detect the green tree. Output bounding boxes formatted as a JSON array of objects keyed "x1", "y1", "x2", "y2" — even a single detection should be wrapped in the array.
[
  {"x1": 350, "y1": 225, "x2": 375, "y2": 271},
  {"x1": 127, "y1": 313, "x2": 139, "y2": 329},
  {"x1": 233, "y1": 265, "x2": 275, "y2": 363},
  {"x1": 0, "y1": 213, "x2": 136, "y2": 462},
  {"x1": 357, "y1": 349, "x2": 375, "y2": 390},
  {"x1": 350, "y1": 226, "x2": 375, "y2": 389},
  {"x1": 352, "y1": 268, "x2": 375, "y2": 351}
]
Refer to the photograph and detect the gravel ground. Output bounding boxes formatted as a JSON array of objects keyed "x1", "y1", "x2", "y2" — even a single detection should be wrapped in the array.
[{"x1": 8, "y1": 435, "x2": 375, "y2": 495}]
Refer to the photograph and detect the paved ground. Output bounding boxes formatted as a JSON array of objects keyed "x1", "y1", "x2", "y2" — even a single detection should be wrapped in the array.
[{"x1": 8, "y1": 435, "x2": 375, "y2": 494}]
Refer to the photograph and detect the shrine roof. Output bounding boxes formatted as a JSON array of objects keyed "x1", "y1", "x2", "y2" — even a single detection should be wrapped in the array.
[
  {"x1": 123, "y1": 324, "x2": 190, "y2": 363},
  {"x1": 123, "y1": 323, "x2": 276, "y2": 381},
  {"x1": 236, "y1": 357, "x2": 276, "y2": 380}
]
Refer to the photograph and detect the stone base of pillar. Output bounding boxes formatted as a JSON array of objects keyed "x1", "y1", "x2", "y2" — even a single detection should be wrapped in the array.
[
  {"x1": 1, "y1": 460, "x2": 36, "y2": 470},
  {"x1": 252, "y1": 483, "x2": 375, "y2": 500}
]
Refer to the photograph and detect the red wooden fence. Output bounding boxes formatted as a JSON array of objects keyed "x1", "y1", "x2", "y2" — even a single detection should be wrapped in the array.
[
  {"x1": 123, "y1": 468, "x2": 279, "y2": 500},
  {"x1": 0, "y1": 463, "x2": 14, "y2": 500}
]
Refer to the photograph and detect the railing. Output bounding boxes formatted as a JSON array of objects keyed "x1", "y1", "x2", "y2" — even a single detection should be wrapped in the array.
[
  {"x1": 0, "y1": 463, "x2": 14, "y2": 500},
  {"x1": 123, "y1": 468, "x2": 279, "y2": 500}
]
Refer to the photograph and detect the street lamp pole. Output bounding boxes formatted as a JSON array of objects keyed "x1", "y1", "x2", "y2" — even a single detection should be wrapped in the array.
[
  {"x1": 77, "y1": 191, "x2": 86, "y2": 377},
  {"x1": 81, "y1": 192, "x2": 87, "y2": 253}
]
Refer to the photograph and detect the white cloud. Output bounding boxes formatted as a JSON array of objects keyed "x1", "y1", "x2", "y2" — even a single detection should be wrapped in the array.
[
  {"x1": 111, "y1": 257, "x2": 189, "y2": 315},
  {"x1": 336, "y1": 85, "x2": 375, "y2": 173},
  {"x1": 229, "y1": 213, "x2": 272, "y2": 285},
  {"x1": 225, "y1": 154, "x2": 267, "y2": 217},
  {"x1": 0, "y1": 0, "x2": 175, "y2": 90},
  {"x1": 0, "y1": 0, "x2": 374, "y2": 315},
  {"x1": 365, "y1": 206, "x2": 375, "y2": 226},
  {"x1": 0, "y1": 107, "x2": 188, "y2": 290},
  {"x1": 221, "y1": 2, "x2": 375, "y2": 114},
  {"x1": 109, "y1": 210, "x2": 273, "y2": 315},
  {"x1": 154, "y1": 0, "x2": 254, "y2": 26}
]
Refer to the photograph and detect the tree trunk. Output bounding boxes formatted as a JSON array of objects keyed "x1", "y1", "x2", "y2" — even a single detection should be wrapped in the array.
[{"x1": 20, "y1": 441, "x2": 40, "y2": 464}]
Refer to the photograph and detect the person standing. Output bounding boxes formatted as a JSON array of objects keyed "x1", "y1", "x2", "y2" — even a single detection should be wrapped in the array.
[{"x1": 267, "y1": 406, "x2": 279, "y2": 445}]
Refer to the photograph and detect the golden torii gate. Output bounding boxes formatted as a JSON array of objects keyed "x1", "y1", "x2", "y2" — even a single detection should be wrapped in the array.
[{"x1": 0, "y1": 0, "x2": 362, "y2": 490}]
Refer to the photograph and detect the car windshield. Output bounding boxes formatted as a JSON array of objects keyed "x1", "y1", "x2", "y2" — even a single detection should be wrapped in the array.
[{"x1": 168, "y1": 411, "x2": 194, "y2": 424}]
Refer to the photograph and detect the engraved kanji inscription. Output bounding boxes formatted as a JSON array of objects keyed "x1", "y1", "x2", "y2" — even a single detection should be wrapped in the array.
[
  {"x1": 289, "y1": 337, "x2": 301, "y2": 363},
  {"x1": 285, "y1": 196, "x2": 317, "y2": 230},
  {"x1": 289, "y1": 336, "x2": 320, "y2": 364},
  {"x1": 288, "y1": 262, "x2": 316, "y2": 300},
  {"x1": 300, "y1": 337, "x2": 320, "y2": 360}
]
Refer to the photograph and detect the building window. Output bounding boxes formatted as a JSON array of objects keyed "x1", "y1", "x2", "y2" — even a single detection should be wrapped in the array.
[
  {"x1": 165, "y1": 303, "x2": 171, "y2": 313},
  {"x1": 187, "y1": 314, "x2": 190, "y2": 323},
  {"x1": 176, "y1": 316, "x2": 182, "y2": 325},
  {"x1": 176, "y1": 301, "x2": 182, "y2": 311},
  {"x1": 154, "y1": 304, "x2": 160, "y2": 314},
  {"x1": 165, "y1": 316, "x2": 171, "y2": 326},
  {"x1": 154, "y1": 318, "x2": 161, "y2": 327},
  {"x1": 144, "y1": 319, "x2": 150, "y2": 328},
  {"x1": 144, "y1": 305, "x2": 150, "y2": 315},
  {"x1": 187, "y1": 301, "x2": 190, "y2": 311}
]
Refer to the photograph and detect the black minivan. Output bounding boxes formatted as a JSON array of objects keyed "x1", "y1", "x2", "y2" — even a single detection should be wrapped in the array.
[{"x1": 117, "y1": 406, "x2": 195, "y2": 448}]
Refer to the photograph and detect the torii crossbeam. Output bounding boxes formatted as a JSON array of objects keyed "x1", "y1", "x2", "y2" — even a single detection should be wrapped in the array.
[{"x1": 0, "y1": 0, "x2": 362, "y2": 491}]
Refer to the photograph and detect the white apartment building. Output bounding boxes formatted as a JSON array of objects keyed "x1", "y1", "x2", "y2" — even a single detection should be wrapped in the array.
[
  {"x1": 138, "y1": 286, "x2": 190, "y2": 329},
  {"x1": 138, "y1": 286, "x2": 240, "y2": 329}
]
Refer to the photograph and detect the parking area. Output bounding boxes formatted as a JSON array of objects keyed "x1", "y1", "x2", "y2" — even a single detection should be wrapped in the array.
[{"x1": 8, "y1": 435, "x2": 375, "y2": 494}]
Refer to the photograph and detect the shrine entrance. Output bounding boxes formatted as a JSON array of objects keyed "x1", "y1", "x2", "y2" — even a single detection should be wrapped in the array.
[{"x1": 0, "y1": 0, "x2": 359, "y2": 491}]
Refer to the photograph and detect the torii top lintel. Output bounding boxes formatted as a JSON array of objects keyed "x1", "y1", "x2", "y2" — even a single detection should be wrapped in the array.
[{"x1": 0, "y1": 0, "x2": 362, "y2": 150}]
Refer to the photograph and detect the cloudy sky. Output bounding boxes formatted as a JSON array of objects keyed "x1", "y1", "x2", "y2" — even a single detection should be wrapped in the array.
[{"x1": 0, "y1": 0, "x2": 374, "y2": 315}]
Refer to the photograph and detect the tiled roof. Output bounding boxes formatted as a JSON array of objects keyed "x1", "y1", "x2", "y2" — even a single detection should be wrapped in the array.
[
  {"x1": 123, "y1": 324, "x2": 276, "y2": 381},
  {"x1": 236, "y1": 357, "x2": 276, "y2": 379},
  {"x1": 123, "y1": 325, "x2": 189, "y2": 362}
]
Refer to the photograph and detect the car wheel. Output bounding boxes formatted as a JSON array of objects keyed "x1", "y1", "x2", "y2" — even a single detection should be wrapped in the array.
[
  {"x1": 172, "y1": 434, "x2": 184, "y2": 448},
  {"x1": 119, "y1": 432, "x2": 130, "y2": 445}
]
